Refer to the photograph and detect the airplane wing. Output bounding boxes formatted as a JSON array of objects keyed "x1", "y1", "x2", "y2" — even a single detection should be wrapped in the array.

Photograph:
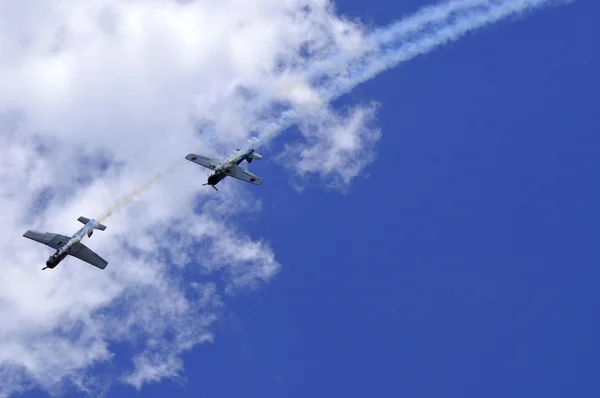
[
  {"x1": 227, "y1": 164, "x2": 264, "y2": 185},
  {"x1": 66, "y1": 242, "x2": 108, "y2": 270},
  {"x1": 185, "y1": 154, "x2": 220, "y2": 170},
  {"x1": 23, "y1": 230, "x2": 71, "y2": 250}
]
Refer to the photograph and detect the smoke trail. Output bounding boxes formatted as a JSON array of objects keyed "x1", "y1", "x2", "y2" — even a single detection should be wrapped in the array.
[
  {"x1": 236, "y1": 2, "x2": 508, "y2": 142},
  {"x1": 323, "y1": 0, "x2": 569, "y2": 99},
  {"x1": 312, "y1": 0, "x2": 568, "y2": 86},
  {"x1": 97, "y1": 159, "x2": 184, "y2": 223},
  {"x1": 370, "y1": 0, "x2": 521, "y2": 47},
  {"x1": 241, "y1": 2, "x2": 496, "y2": 136},
  {"x1": 305, "y1": 0, "x2": 494, "y2": 80},
  {"x1": 258, "y1": 0, "x2": 568, "y2": 142},
  {"x1": 258, "y1": 110, "x2": 301, "y2": 142}
]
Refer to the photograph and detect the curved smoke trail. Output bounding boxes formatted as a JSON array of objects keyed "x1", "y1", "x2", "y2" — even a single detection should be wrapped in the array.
[
  {"x1": 322, "y1": 0, "x2": 568, "y2": 99},
  {"x1": 304, "y1": 0, "x2": 497, "y2": 81},
  {"x1": 258, "y1": 0, "x2": 568, "y2": 142},
  {"x1": 97, "y1": 159, "x2": 184, "y2": 223}
]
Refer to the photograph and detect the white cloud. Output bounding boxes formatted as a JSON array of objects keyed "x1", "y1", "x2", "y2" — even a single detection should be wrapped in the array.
[
  {"x1": 276, "y1": 103, "x2": 382, "y2": 190},
  {"x1": 0, "y1": 0, "x2": 374, "y2": 396}
]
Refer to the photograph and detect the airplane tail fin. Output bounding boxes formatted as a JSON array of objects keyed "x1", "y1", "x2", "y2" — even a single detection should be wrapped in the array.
[
  {"x1": 78, "y1": 216, "x2": 107, "y2": 231},
  {"x1": 247, "y1": 152, "x2": 262, "y2": 161}
]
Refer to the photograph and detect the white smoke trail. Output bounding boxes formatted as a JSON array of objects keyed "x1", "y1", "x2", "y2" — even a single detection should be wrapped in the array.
[
  {"x1": 305, "y1": 0, "x2": 495, "y2": 79},
  {"x1": 323, "y1": 0, "x2": 569, "y2": 98},
  {"x1": 369, "y1": 0, "x2": 539, "y2": 47},
  {"x1": 242, "y1": 2, "x2": 495, "y2": 134},
  {"x1": 97, "y1": 159, "x2": 184, "y2": 223},
  {"x1": 259, "y1": 0, "x2": 569, "y2": 142}
]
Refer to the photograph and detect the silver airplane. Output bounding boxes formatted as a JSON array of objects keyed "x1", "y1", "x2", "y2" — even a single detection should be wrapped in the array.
[
  {"x1": 23, "y1": 216, "x2": 108, "y2": 270},
  {"x1": 185, "y1": 147, "x2": 264, "y2": 191}
]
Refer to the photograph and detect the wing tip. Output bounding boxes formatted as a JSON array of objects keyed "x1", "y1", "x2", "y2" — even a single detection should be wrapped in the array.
[{"x1": 23, "y1": 230, "x2": 37, "y2": 239}]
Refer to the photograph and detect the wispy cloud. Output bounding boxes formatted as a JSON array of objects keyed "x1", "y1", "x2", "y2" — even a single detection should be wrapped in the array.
[
  {"x1": 0, "y1": 0, "x2": 568, "y2": 396},
  {"x1": 276, "y1": 103, "x2": 382, "y2": 191}
]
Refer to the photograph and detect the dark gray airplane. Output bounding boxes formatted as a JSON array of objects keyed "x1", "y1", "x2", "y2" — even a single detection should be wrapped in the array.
[
  {"x1": 185, "y1": 146, "x2": 263, "y2": 191},
  {"x1": 23, "y1": 216, "x2": 108, "y2": 270}
]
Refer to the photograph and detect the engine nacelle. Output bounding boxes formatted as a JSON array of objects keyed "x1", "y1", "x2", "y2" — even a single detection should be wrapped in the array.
[
  {"x1": 45, "y1": 252, "x2": 67, "y2": 269},
  {"x1": 45, "y1": 258, "x2": 59, "y2": 269}
]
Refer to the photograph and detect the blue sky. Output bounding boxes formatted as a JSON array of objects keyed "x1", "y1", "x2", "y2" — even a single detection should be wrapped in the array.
[
  {"x1": 173, "y1": 1, "x2": 598, "y2": 397},
  {"x1": 7, "y1": 0, "x2": 599, "y2": 397}
]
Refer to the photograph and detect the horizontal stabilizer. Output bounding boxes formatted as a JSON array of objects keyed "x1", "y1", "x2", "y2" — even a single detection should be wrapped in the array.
[
  {"x1": 78, "y1": 216, "x2": 106, "y2": 231},
  {"x1": 247, "y1": 152, "x2": 262, "y2": 160}
]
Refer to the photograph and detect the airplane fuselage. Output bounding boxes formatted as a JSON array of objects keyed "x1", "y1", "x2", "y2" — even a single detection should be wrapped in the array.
[
  {"x1": 209, "y1": 149, "x2": 257, "y2": 184},
  {"x1": 215, "y1": 149, "x2": 255, "y2": 172},
  {"x1": 45, "y1": 219, "x2": 99, "y2": 269}
]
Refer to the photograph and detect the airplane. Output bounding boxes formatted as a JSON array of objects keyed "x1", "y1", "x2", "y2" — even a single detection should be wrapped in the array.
[
  {"x1": 23, "y1": 216, "x2": 108, "y2": 270},
  {"x1": 185, "y1": 146, "x2": 264, "y2": 191}
]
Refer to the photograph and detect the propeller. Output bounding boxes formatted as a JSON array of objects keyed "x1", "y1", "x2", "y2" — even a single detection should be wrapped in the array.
[{"x1": 202, "y1": 171, "x2": 219, "y2": 191}]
